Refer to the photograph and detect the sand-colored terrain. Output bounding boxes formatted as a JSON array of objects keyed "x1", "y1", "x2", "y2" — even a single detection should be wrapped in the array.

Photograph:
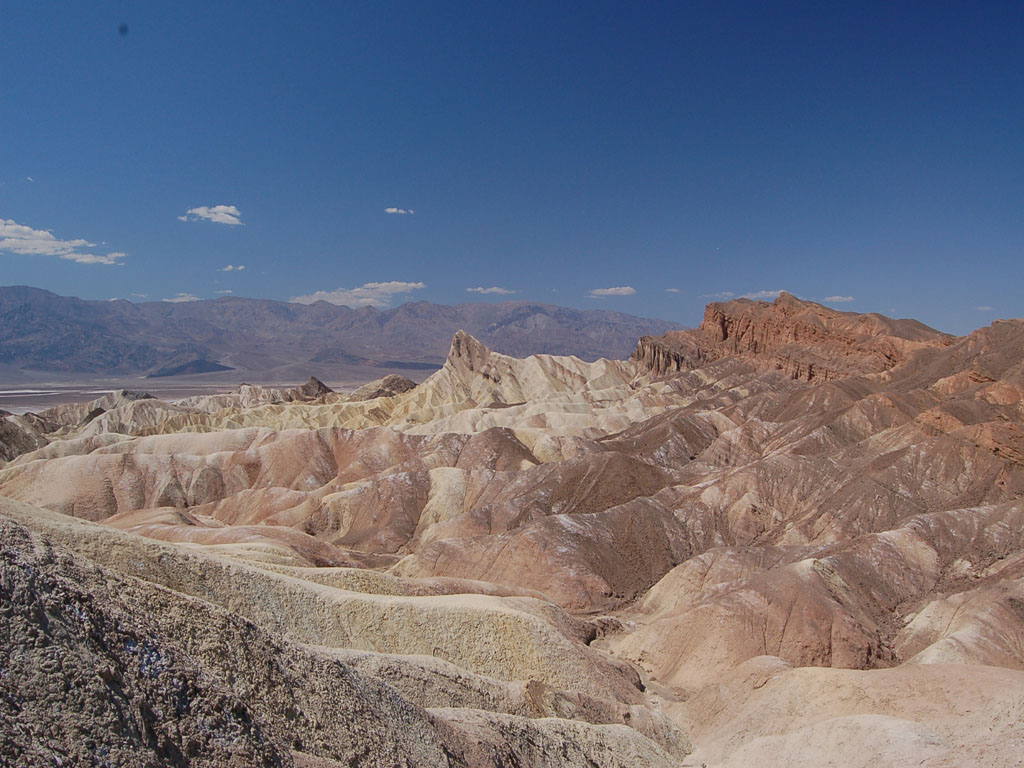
[{"x1": 3, "y1": 293, "x2": 1024, "y2": 765}]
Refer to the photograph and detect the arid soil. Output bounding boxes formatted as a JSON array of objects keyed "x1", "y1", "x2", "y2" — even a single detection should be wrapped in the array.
[{"x1": 2, "y1": 293, "x2": 1023, "y2": 766}]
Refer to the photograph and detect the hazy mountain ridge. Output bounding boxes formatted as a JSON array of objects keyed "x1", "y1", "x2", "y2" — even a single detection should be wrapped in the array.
[{"x1": 0, "y1": 286, "x2": 682, "y2": 378}]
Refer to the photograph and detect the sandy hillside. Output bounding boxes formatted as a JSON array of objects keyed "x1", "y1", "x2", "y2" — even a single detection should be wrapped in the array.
[{"x1": 2, "y1": 293, "x2": 1023, "y2": 766}]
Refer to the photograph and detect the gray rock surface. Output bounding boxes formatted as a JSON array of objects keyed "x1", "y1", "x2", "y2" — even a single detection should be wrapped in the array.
[{"x1": 0, "y1": 510, "x2": 684, "y2": 767}]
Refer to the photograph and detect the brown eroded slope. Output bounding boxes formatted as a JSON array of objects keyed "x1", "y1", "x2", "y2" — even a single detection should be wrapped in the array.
[
  {"x1": 0, "y1": 505, "x2": 688, "y2": 767},
  {"x1": 3, "y1": 300, "x2": 1024, "y2": 766},
  {"x1": 633, "y1": 291, "x2": 955, "y2": 381}
]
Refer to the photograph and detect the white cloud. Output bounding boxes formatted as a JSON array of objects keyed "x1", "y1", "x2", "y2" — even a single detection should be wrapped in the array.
[
  {"x1": 977, "y1": 305, "x2": 994, "y2": 312},
  {"x1": 740, "y1": 289, "x2": 785, "y2": 300},
  {"x1": 179, "y1": 205, "x2": 243, "y2": 226},
  {"x1": 69, "y1": 251, "x2": 126, "y2": 265},
  {"x1": 823, "y1": 295, "x2": 855, "y2": 303},
  {"x1": 215, "y1": 289, "x2": 233, "y2": 294},
  {"x1": 467, "y1": 286, "x2": 516, "y2": 295},
  {"x1": 163, "y1": 293, "x2": 201, "y2": 303},
  {"x1": 218, "y1": 264, "x2": 246, "y2": 272},
  {"x1": 385, "y1": 207, "x2": 414, "y2": 215},
  {"x1": 26, "y1": 176, "x2": 33, "y2": 182},
  {"x1": 587, "y1": 286, "x2": 636, "y2": 299},
  {"x1": 665, "y1": 287, "x2": 680, "y2": 293},
  {"x1": 0, "y1": 219, "x2": 125, "y2": 265},
  {"x1": 130, "y1": 293, "x2": 149, "y2": 298},
  {"x1": 291, "y1": 280, "x2": 426, "y2": 308},
  {"x1": 701, "y1": 291, "x2": 736, "y2": 300}
]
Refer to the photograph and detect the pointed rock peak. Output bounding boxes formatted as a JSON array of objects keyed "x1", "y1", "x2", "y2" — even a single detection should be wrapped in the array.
[
  {"x1": 298, "y1": 376, "x2": 333, "y2": 397},
  {"x1": 283, "y1": 376, "x2": 334, "y2": 402},
  {"x1": 770, "y1": 291, "x2": 829, "y2": 319},
  {"x1": 448, "y1": 330, "x2": 492, "y2": 371},
  {"x1": 773, "y1": 291, "x2": 803, "y2": 306}
]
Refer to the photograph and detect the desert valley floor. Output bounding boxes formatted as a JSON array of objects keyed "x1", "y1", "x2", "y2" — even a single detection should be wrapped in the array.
[{"x1": 2, "y1": 293, "x2": 1023, "y2": 767}]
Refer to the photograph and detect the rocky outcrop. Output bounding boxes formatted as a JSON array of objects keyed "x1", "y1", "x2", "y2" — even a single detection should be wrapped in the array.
[
  {"x1": 0, "y1": 505, "x2": 687, "y2": 766},
  {"x1": 1, "y1": 516, "x2": 334, "y2": 767},
  {"x1": 40, "y1": 389, "x2": 156, "y2": 429},
  {"x1": 633, "y1": 292, "x2": 955, "y2": 381},
  {"x1": 4, "y1": 309, "x2": 1024, "y2": 766},
  {"x1": 0, "y1": 378, "x2": 342, "y2": 462},
  {"x1": 123, "y1": 332, "x2": 656, "y2": 439},
  {"x1": 348, "y1": 374, "x2": 418, "y2": 401},
  {"x1": 283, "y1": 376, "x2": 334, "y2": 401},
  {"x1": 631, "y1": 333, "x2": 704, "y2": 376},
  {"x1": 0, "y1": 411, "x2": 51, "y2": 462}
]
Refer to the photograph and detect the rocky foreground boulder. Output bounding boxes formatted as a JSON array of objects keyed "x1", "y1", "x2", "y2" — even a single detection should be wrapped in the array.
[{"x1": 0, "y1": 507, "x2": 686, "y2": 767}]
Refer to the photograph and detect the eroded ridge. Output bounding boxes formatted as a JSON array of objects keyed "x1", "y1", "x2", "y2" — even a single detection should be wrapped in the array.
[{"x1": 3, "y1": 297, "x2": 1024, "y2": 766}]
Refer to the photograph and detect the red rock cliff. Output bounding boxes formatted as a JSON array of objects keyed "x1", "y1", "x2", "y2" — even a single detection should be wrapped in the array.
[{"x1": 632, "y1": 292, "x2": 955, "y2": 381}]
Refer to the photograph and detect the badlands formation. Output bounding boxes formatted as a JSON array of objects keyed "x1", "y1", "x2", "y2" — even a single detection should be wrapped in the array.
[{"x1": 2, "y1": 292, "x2": 1024, "y2": 766}]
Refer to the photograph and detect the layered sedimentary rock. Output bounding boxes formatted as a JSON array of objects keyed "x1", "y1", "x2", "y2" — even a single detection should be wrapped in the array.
[
  {"x1": 633, "y1": 292, "x2": 955, "y2": 380},
  {"x1": 0, "y1": 410, "x2": 51, "y2": 461},
  {"x1": 3, "y1": 296, "x2": 1024, "y2": 766},
  {"x1": 0, "y1": 509, "x2": 684, "y2": 767}
]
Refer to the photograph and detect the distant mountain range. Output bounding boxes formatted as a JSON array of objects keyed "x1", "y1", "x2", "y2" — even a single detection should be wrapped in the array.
[{"x1": 0, "y1": 286, "x2": 682, "y2": 381}]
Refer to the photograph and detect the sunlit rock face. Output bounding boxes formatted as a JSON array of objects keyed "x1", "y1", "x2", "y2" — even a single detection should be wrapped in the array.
[
  {"x1": 632, "y1": 291, "x2": 955, "y2": 380},
  {"x1": 3, "y1": 298, "x2": 1024, "y2": 766}
]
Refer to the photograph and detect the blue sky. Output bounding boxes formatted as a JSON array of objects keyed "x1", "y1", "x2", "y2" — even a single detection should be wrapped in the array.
[{"x1": 1, "y1": 1, "x2": 1021, "y2": 334}]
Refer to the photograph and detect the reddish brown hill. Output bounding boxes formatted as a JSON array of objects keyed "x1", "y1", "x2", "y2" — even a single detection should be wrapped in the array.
[
  {"x1": 633, "y1": 292, "x2": 955, "y2": 381},
  {"x1": 5, "y1": 314, "x2": 1024, "y2": 766}
]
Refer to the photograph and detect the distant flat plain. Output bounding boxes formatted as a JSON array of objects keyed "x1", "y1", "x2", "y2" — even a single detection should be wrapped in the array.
[{"x1": 0, "y1": 365, "x2": 437, "y2": 414}]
